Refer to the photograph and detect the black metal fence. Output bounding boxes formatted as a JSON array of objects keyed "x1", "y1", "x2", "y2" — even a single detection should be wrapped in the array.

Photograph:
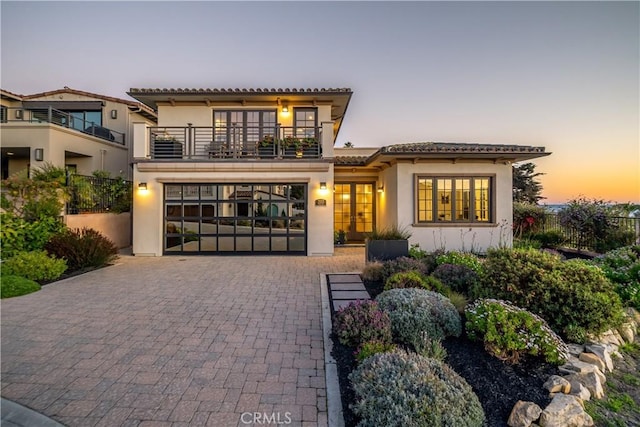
[
  {"x1": 540, "y1": 213, "x2": 640, "y2": 252},
  {"x1": 66, "y1": 174, "x2": 132, "y2": 214}
]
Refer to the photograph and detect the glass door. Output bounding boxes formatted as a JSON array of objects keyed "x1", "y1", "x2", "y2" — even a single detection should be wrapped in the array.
[{"x1": 334, "y1": 183, "x2": 375, "y2": 242}]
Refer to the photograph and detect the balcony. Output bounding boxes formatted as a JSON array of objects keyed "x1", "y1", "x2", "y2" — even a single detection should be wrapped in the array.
[
  {"x1": 148, "y1": 125, "x2": 323, "y2": 160},
  {"x1": 1, "y1": 107, "x2": 125, "y2": 145}
]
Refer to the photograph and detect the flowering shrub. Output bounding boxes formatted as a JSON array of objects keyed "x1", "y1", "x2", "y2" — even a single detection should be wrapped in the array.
[
  {"x1": 332, "y1": 300, "x2": 392, "y2": 347},
  {"x1": 384, "y1": 270, "x2": 426, "y2": 290},
  {"x1": 592, "y1": 245, "x2": 640, "y2": 309},
  {"x1": 513, "y1": 202, "x2": 547, "y2": 237},
  {"x1": 1, "y1": 250, "x2": 67, "y2": 282},
  {"x1": 432, "y1": 263, "x2": 479, "y2": 294},
  {"x1": 376, "y1": 288, "x2": 461, "y2": 344},
  {"x1": 354, "y1": 340, "x2": 397, "y2": 364},
  {"x1": 349, "y1": 350, "x2": 485, "y2": 427},
  {"x1": 436, "y1": 251, "x2": 484, "y2": 275},
  {"x1": 466, "y1": 299, "x2": 569, "y2": 365},
  {"x1": 477, "y1": 248, "x2": 624, "y2": 342}
]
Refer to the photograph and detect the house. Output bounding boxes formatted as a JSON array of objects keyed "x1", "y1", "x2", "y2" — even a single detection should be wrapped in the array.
[
  {"x1": 128, "y1": 87, "x2": 550, "y2": 256},
  {"x1": 0, "y1": 87, "x2": 157, "y2": 179}
]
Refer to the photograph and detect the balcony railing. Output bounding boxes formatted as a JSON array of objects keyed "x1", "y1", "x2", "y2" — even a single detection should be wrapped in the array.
[
  {"x1": 148, "y1": 125, "x2": 322, "y2": 160},
  {"x1": 1, "y1": 107, "x2": 125, "y2": 145}
]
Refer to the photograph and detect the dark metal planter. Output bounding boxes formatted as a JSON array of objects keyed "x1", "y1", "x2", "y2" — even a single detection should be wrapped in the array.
[{"x1": 365, "y1": 239, "x2": 409, "y2": 262}]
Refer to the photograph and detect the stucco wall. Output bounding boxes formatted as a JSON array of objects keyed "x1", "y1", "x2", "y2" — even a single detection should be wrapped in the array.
[
  {"x1": 375, "y1": 161, "x2": 513, "y2": 253},
  {"x1": 65, "y1": 212, "x2": 131, "y2": 249}
]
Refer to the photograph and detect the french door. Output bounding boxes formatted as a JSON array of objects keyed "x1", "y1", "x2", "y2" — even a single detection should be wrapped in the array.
[{"x1": 334, "y1": 183, "x2": 375, "y2": 242}]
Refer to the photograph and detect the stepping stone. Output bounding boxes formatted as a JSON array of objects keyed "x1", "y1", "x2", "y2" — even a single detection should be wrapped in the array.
[
  {"x1": 329, "y1": 283, "x2": 367, "y2": 291},
  {"x1": 331, "y1": 291, "x2": 370, "y2": 300},
  {"x1": 327, "y1": 274, "x2": 363, "y2": 284}
]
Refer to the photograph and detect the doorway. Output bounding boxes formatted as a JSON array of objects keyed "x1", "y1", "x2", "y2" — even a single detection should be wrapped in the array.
[{"x1": 334, "y1": 183, "x2": 375, "y2": 242}]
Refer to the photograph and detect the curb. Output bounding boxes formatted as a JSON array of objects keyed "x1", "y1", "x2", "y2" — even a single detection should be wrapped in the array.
[
  {"x1": 1, "y1": 398, "x2": 66, "y2": 427},
  {"x1": 320, "y1": 273, "x2": 345, "y2": 427}
]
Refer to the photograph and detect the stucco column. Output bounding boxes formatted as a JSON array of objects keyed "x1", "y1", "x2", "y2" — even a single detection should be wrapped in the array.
[
  {"x1": 321, "y1": 121, "x2": 334, "y2": 158},
  {"x1": 132, "y1": 122, "x2": 149, "y2": 159}
]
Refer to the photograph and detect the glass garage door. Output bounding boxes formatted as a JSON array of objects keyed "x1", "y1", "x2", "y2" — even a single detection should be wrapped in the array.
[{"x1": 164, "y1": 183, "x2": 307, "y2": 254}]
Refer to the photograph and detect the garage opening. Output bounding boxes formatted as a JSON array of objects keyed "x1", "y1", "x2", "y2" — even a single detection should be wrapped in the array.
[{"x1": 164, "y1": 183, "x2": 307, "y2": 254}]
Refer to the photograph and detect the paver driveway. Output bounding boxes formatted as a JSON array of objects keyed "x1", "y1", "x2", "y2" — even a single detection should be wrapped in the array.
[{"x1": 1, "y1": 248, "x2": 364, "y2": 427}]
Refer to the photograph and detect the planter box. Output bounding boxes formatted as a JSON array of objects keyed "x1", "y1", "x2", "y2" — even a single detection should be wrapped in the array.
[
  {"x1": 366, "y1": 239, "x2": 409, "y2": 262},
  {"x1": 258, "y1": 146, "x2": 276, "y2": 158}
]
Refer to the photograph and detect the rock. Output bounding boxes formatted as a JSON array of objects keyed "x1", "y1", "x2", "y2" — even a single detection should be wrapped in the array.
[
  {"x1": 559, "y1": 357, "x2": 606, "y2": 384},
  {"x1": 508, "y1": 400, "x2": 543, "y2": 427},
  {"x1": 624, "y1": 307, "x2": 640, "y2": 325},
  {"x1": 564, "y1": 372, "x2": 605, "y2": 400},
  {"x1": 543, "y1": 375, "x2": 571, "y2": 394},
  {"x1": 539, "y1": 394, "x2": 594, "y2": 427},
  {"x1": 617, "y1": 322, "x2": 635, "y2": 344},
  {"x1": 585, "y1": 343, "x2": 614, "y2": 372},
  {"x1": 579, "y1": 352, "x2": 606, "y2": 373},
  {"x1": 568, "y1": 379, "x2": 592, "y2": 401},
  {"x1": 566, "y1": 344, "x2": 585, "y2": 358},
  {"x1": 590, "y1": 329, "x2": 622, "y2": 346}
]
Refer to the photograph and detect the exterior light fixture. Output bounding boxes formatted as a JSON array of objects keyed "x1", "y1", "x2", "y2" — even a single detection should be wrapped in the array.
[
  {"x1": 138, "y1": 182, "x2": 148, "y2": 191},
  {"x1": 34, "y1": 148, "x2": 44, "y2": 161},
  {"x1": 282, "y1": 105, "x2": 289, "y2": 113},
  {"x1": 377, "y1": 185, "x2": 384, "y2": 193},
  {"x1": 110, "y1": 109, "x2": 118, "y2": 119},
  {"x1": 319, "y1": 182, "x2": 327, "y2": 190}
]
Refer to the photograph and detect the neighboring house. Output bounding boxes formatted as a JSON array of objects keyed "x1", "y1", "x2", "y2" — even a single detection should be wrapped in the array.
[
  {"x1": 128, "y1": 87, "x2": 550, "y2": 256},
  {"x1": 0, "y1": 87, "x2": 157, "y2": 179}
]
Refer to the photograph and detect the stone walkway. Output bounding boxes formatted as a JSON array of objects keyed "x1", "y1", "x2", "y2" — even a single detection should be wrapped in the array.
[{"x1": 1, "y1": 248, "x2": 365, "y2": 427}]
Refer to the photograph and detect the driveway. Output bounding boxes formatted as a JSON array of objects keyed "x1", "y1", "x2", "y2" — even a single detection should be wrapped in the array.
[{"x1": 1, "y1": 248, "x2": 364, "y2": 427}]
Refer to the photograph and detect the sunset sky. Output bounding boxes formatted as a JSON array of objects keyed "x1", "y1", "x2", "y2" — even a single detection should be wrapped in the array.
[{"x1": 1, "y1": 1, "x2": 638, "y2": 203}]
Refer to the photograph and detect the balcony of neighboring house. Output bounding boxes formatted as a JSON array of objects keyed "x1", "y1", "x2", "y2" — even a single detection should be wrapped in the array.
[
  {"x1": 1, "y1": 106, "x2": 125, "y2": 145},
  {"x1": 146, "y1": 124, "x2": 324, "y2": 160}
]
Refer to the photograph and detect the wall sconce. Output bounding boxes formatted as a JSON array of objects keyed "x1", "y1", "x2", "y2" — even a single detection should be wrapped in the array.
[
  {"x1": 138, "y1": 182, "x2": 148, "y2": 191},
  {"x1": 319, "y1": 182, "x2": 327, "y2": 190},
  {"x1": 282, "y1": 105, "x2": 289, "y2": 113},
  {"x1": 110, "y1": 109, "x2": 118, "y2": 119},
  {"x1": 377, "y1": 185, "x2": 384, "y2": 193},
  {"x1": 34, "y1": 148, "x2": 44, "y2": 161}
]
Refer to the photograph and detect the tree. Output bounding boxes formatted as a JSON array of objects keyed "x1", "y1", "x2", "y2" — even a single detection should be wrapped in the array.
[{"x1": 512, "y1": 162, "x2": 544, "y2": 204}]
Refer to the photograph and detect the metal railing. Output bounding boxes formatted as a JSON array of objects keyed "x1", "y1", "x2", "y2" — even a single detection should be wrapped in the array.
[
  {"x1": 148, "y1": 124, "x2": 322, "y2": 160},
  {"x1": 66, "y1": 174, "x2": 132, "y2": 214},
  {"x1": 540, "y1": 213, "x2": 640, "y2": 251},
  {"x1": 2, "y1": 107, "x2": 125, "y2": 145}
]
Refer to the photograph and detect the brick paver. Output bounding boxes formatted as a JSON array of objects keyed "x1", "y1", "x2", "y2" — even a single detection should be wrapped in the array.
[{"x1": 1, "y1": 248, "x2": 364, "y2": 427}]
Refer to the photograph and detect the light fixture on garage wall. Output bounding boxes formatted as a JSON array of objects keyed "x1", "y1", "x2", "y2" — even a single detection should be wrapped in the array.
[
  {"x1": 110, "y1": 109, "x2": 118, "y2": 119},
  {"x1": 138, "y1": 182, "x2": 148, "y2": 191},
  {"x1": 34, "y1": 148, "x2": 44, "y2": 161}
]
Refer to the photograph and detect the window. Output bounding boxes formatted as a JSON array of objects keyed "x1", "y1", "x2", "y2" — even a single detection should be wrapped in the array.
[
  {"x1": 294, "y1": 108, "x2": 317, "y2": 138},
  {"x1": 0, "y1": 106, "x2": 7, "y2": 123},
  {"x1": 416, "y1": 176, "x2": 492, "y2": 223}
]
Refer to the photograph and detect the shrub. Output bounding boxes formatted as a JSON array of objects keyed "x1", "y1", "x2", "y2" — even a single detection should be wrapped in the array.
[
  {"x1": 409, "y1": 243, "x2": 428, "y2": 259},
  {"x1": 0, "y1": 213, "x2": 65, "y2": 259},
  {"x1": 529, "y1": 230, "x2": 566, "y2": 248},
  {"x1": 466, "y1": 299, "x2": 569, "y2": 365},
  {"x1": 380, "y1": 256, "x2": 430, "y2": 282},
  {"x1": 1, "y1": 275, "x2": 41, "y2": 299},
  {"x1": 1, "y1": 251, "x2": 67, "y2": 282},
  {"x1": 349, "y1": 350, "x2": 485, "y2": 427},
  {"x1": 592, "y1": 245, "x2": 640, "y2": 309},
  {"x1": 365, "y1": 224, "x2": 412, "y2": 240},
  {"x1": 478, "y1": 248, "x2": 625, "y2": 342},
  {"x1": 332, "y1": 300, "x2": 392, "y2": 347},
  {"x1": 422, "y1": 275, "x2": 450, "y2": 296},
  {"x1": 361, "y1": 261, "x2": 384, "y2": 283},
  {"x1": 432, "y1": 263, "x2": 479, "y2": 294},
  {"x1": 45, "y1": 228, "x2": 118, "y2": 272},
  {"x1": 354, "y1": 340, "x2": 397, "y2": 364},
  {"x1": 376, "y1": 288, "x2": 461, "y2": 344},
  {"x1": 513, "y1": 202, "x2": 548, "y2": 237},
  {"x1": 436, "y1": 251, "x2": 484, "y2": 275},
  {"x1": 384, "y1": 270, "x2": 426, "y2": 290},
  {"x1": 412, "y1": 333, "x2": 447, "y2": 361}
]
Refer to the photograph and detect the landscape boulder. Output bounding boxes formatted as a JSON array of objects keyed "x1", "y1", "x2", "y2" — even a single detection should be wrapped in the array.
[
  {"x1": 508, "y1": 401, "x2": 543, "y2": 427},
  {"x1": 539, "y1": 394, "x2": 594, "y2": 427}
]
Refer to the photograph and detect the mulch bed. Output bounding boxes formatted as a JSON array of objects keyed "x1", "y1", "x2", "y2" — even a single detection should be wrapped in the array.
[{"x1": 330, "y1": 278, "x2": 559, "y2": 427}]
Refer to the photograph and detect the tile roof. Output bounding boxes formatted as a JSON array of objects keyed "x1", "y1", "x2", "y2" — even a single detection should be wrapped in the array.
[
  {"x1": 381, "y1": 142, "x2": 546, "y2": 154},
  {"x1": 334, "y1": 142, "x2": 549, "y2": 166},
  {"x1": 21, "y1": 87, "x2": 156, "y2": 116},
  {"x1": 0, "y1": 89, "x2": 23, "y2": 100},
  {"x1": 128, "y1": 87, "x2": 352, "y2": 94}
]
